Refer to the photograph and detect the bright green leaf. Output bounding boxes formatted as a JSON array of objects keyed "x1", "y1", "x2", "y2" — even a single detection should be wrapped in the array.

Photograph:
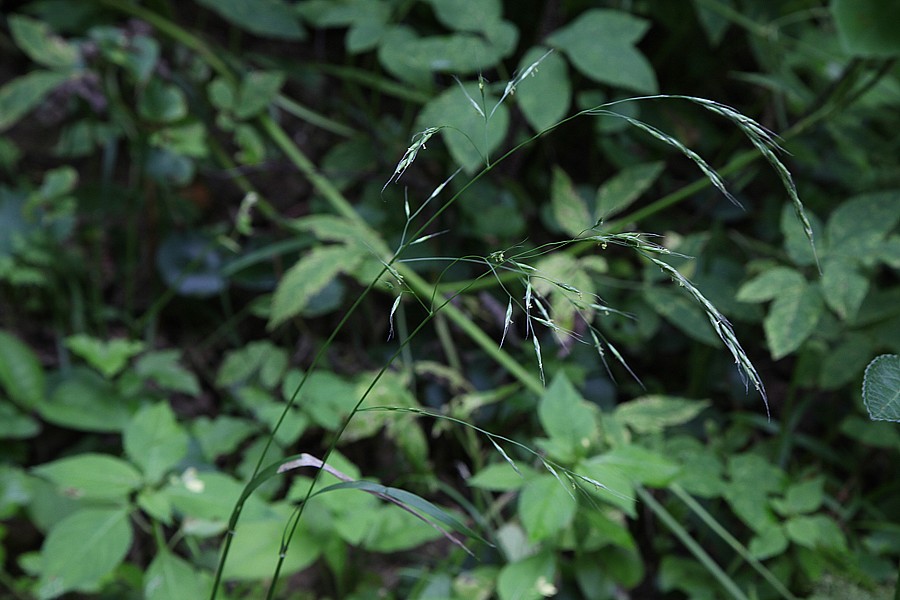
[
  {"x1": 0, "y1": 401, "x2": 40, "y2": 439},
  {"x1": 763, "y1": 282, "x2": 824, "y2": 360},
  {"x1": 235, "y1": 71, "x2": 285, "y2": 119},
  {"x1": 863, "y1": 354, "x2": 900, "y2": 422},
  {"x1": 145, "y1": 548, "x2": 211, "y2": 600},
  {"x1": 269, "y1": 245, "x2": 362, "y2": 329},
  {"x1": 644, "y1": 287, "x2": 719, "y2": 346},
  {"x1": 748, "y1": 526, "x2": 789, "y2": 560},
  {"x1": 785, "y1": 514, "x2": 846, "y2": 551},
  {"x1": 9, "y1": 15, "x2": 79, "y2": 69},
  {"x1": 32, "y1": 453, "x2": 141, "y2": 501},
  {"x1": 0, "y1": 71, "x2": 69, "y2": 132},
  {"x1": 515, "y1": 47, "x2": 570, "y2": 133},
  {"x1": 736, "y1": 267, "x2": 805, "y2": 303},
  {"x1": 592, "y1": 445, "x2": 681, "y2": 487},
  {"x1": 821, "y1": 257, "x2": 868, "y2": 321},
  {"x1": 519, "y1": 475, "x2": 577, "y2": 542},
  {"x1": 825, "y1": 190, "x2": 900, "y2": 263},
  {"x1": 595, "y1": 161, "x2": 665, "y2": 221},
  {"x1": 64, "y1": 334, "x2": 145, "y2": 379},
  {"x1": 781, "y1": 203, "x2": 823, "y2": 267},
  {"x1": 124, "y1": 403, "x2": 189, "y2": 484},
  {"x1": 37, "y1": 166, "x2": 78, "y2": 199},
  {"x1": 40, "y1": 368, "x2": 135, "y2": 432},
  {"x1": 0, "y1": 329, "x2": 46, "y2": 409},
  {"x1": 425, "y1": 0, "x2": 502, "y2": 32},
  {"x1": 134, "y1": 350, "x2": 200, "y2": 395},
  {"x1": 497, "y1": 551, "x2": 556, "y2": 600},
  {"x1": 37, "y1": 507, "x2": 132, "y2": 599},
  {"x1": 194, "y1": 0, "x2": 305, "y2": 40},
  {"x1": 614, "y1": 396, "x2": 710, "y2": 434},
  {"x1": 538, "y1": 373, "x2": 597, "y2": 453},
  {"x1": 550, "y1": 166, "x2": 591, "y2": 237},
  {"x1": 577, "y1": 459, "x2": 636, "y2": 517},
  {"x1": 772, "y1": 477, "x2": 825, "y2": 516},
  {"x1": 547, "y1": 9, "x2": 657, "y2": 93},
  {"x1": 468, "y1": 462, "x2": 537, "y2": 491}
]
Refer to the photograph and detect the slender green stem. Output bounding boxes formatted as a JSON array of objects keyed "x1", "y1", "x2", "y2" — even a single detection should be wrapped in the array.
[
  {"x1": 669, "y1": 483, "x2": 797, "y2": 600},
  {"x1": 636, "y1": 486, "x2": 751, "y2": 600}
]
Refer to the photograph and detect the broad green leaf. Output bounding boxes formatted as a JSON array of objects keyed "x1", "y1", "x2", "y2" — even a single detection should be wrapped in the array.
[
  {"x1": 825, "y1": 191, "x2": 900, "y2": 263},
  {"x1": 538, "y1": 373, "x2": 597, "y2": 454},
  {"x1": 736, "y1": 267, "x2": 805, "y2": 303},
  {"x1": 0, "y1": 401, "x2": 40, "y2": 439},
  {"x1": 41, "y1": 368, "x2": 135, "y2": 432},
  {"x1": 138, "y1": 79, "x2": 188, "y2": 123},
  {"x1": 149, "y1": 121, "x2": 208, "y2": 158},
  {"x1": 643, "y1": 288, "x2": 719, "y2": 346},
  {"x1": 497, "y1": 551, "x2": 556, "y2": 600},
  {"x1": 595, "y1": 161, "x2": 665, "y2": 221},
  {"x1": 134, "y1": 350, "x2": 200, "y2": 395},
  {"x1": 0, "y1": 329, "x2": 46, "y2": 409},
  {"x1": 32, "y1": 453, "x2": 141, "y2": 501},
  {"x1": 269, "y1": 245, "x2": 362, "y2": 329},
  {"x1": 550, "y1": 166, "x2": 591, "y2": 237},
  {"x1": 162, "y1": 470, "x2": 269, "y2": 522},
  {"x1": 785, "y1": 514, "x2": 846, "y2": 551},
  {"x1": 515, "y1": 47, "x2": 570, "y2": 133},
  {"x1": 64, "y1": 334, "x2": 145, "y2": 379},
  {"x1": 546, "y1": 9, "x2": 657, "y2": 94},
  {"x1": 9, "y1": 15, "x2": 79, "y2": 69},
  {"x1": 193, "y1": 0, "x2": 305, "y2": 40},
  {"x1": 832, "y1": 0, "x2": 900, "y2": 57},
  {"x1": 666, "y1": 437, "x2": 726, "y2": 498},
  {"x1": 192, "y1": 415, "x2": 257, "y2": 460},
  {"x1": 361, "y1": 504, "x2": 444, "y2": 552},
  {"x1": 724, "y1": 454, "x2": 784, "y2": 533},
  {"x1": 235, "y1": 71, "x2": 285, "y2": 119},
  {"x1": 781, "y1": 203, "x2": 823, "y2": 267},
  {"x1": 124, "y1": 403, "x2": 189, "y2": 484},
  {"x1": 468, "y1": 462, "x2": 538, "y2": 492},
  {"x1": 614, "y1": 396, "x2": 710, "y2": 434},
  {"x1": 519, "y1": 474, "x2": 577, "y2": 541},
  {"x1": 137, "y1": 488, "x2": 172, "y2": 525},
  {"x1": 145, "y1": 548, "x2": 211, "y2": 600},
  {"x1": 821, "y1": 257, "x2": 868, "y2": 321},
  {"x1": 216, "y1": 340, "x2": 288, "y2": 388},
  {"x1": 37, "y1": 166, "x2": 78, "y2": 199},
  {"x1": 863, "y1": 354, "x2": 900, "y2": 422},
  {"x1": 417, "y1": 81, "x2": 510, "y2": 174},
  {"x1": 591, "y1": 445, "x2": 681, "y2": 487},
  {"x1": 37, "y1": 507, "x2": 132, "y2": 599},
  {"x1": 0, "y1": 71, "x2": 69, "y2": 132},
  {"x1": 748, "y1": 526, "x2": 789, "y2": 560},
  {"x1": 0, "y1": 465, "x2": 32, "y2": 519},
  {"x1": 577, "y1": 459, "x2": 636, "y2": 517},
  {"x1": 425, "y1": 0, "x2": 502, "y2": 32},
  {"x1": 763, "y1": 282, "x2": 824, "y2": 360},
  {"x1": 295, "y1": 370, "x2": 359, "y2": 430},
  {"x1": 820, "y1": 332, "x2": 874, "y2": 389},
  {"x1": 772, "y1": 477, "x2": 825, "y2": 516}
]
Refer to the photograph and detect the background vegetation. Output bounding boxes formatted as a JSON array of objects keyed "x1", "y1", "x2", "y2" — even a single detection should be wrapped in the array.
[{"x1": 1, "y1": 0, "x2": 898, "y2": 598}]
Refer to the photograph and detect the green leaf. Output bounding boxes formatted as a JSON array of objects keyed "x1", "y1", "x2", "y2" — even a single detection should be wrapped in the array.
[
  {"x1": 785, "y1": 514, "x2": 846, "y2": 551},
  {"x1": 763, "y1": 282, "x2": 824, "y2": 360},
  {"x1": 9, "y1": 15, "x2": 79, "y2": 69},
  {"x1": 644, "y1": 287, "x2": 719, "y2": 346},
  {"x1": 294, "y1": 370, "x2": 359, "y2": 430},
  {"x1": 424, "y1": 0, "x2": 502, "y2": 32},
  {"x1": 781, "y1": 203, "x2": 823, "y2": 267},
  {"x1": 138, "y1": 78, "x2": 188, "y2": 123},
  {"x1": 124, "y1": 403, "x2": 189, "y2": 484},
  {"x1": 748, "y1": 526, "x2": 789, "y2": 560},
  {"x1": 0, "y1": 329, "x2": 46, "y2": 409},
  {"x1": 518, "y1": 474, "x2": 577, "y2": 542},
  {"x1": 216, "y1": 340, "x2": 288, "y2": 388},
  {"x1": 37, "y1": 507, "x2": 132, "y2": 599},
  {"x1": 64, "y1": 334, "x2": 145, "y2": 379},
  {"x1": 832, "y1": 0, "x2": 900, "y2": 57},
  {"x1": 0, "y1": 401, "x2": 40, "y2": 439},
  {"x1": 550, "y1": 166, "x2": 591, "y2": 237},
  {"x1": 38, "y1": 166, "x2": 78, "y2": 199},
  {"x1": 134, "y1": 350, "x2": 200, "y2": 395},
  {"x1": 235, "y1": 71, "x2": 285, "y2": 119},
  {"x1": 193, "y1": 0, "x2": 305, "y2": 40},
  {"x1": 595, "y1": 161, "x2": 665, "y2": 221},
  {"x1": 538, "y1": 373, "x2": 597, "y2": 454},
  {"x1": 771, "y1": 477, "x2": 825, "y2": 516},
  {"x1": 821, "y1": 257, "x2": 868, "y2": 321},
  {"x1": 863, "y1": 354, "x2": 900, "y2": 422},
  {"x1": 591, "y1": 445, "x2": 681, "y2": 487},
  {"x1": 32, "y1": 453, "x2": 141, "y2": 501},
  {"x1": 269, "y1": 245, "x2": 362, "y2": 329},
  {"x1": 40, "y1": 368, "x2": 135, "y2": 432},
  {"x1": 0, "y1": 70, "x2": 69, "y2": 133},
  {"x1": 736, "y1": 267, "x2": 805, "y2": 303},
  {"x1": 515, "y1": 47, "x2": 570, "y2": 133},
  {"x1": 577, "y1": 459, "x2": 636, "y2": 517},
  {"x1": 417, "y1": 81, "x2": 510, "y2": 174},
  {"x1": 162, "y1": 470, "x2": 269, "y2": 522},
  {"x1": 192, "y1": 416, "x2": 257, "y2": 460},
  {"x1": 825, "y1": 190, "x2": 900, "y2": 263},
  {"x1": 145, "y1": 548, "x2": 211, "y2": 600},
  {"x1": 468, "y1": 462, "x2": 538, "y2": 491},
  {"x1": 497, "y1": 551, "x2": 556, "y2": 600},
  {"x1": 546, "y1": 9, "x2": 657, "y2": 94},
  {"x1": 614, "y1": 396, "x2": 710, "y2": 434}
]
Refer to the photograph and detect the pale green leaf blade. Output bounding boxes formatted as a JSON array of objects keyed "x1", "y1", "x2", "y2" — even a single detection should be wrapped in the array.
[
  {"x1": 193, "y1": 0, "x2": 305, "y2": 40},
  {"x1": 9, "y1": 15, "x2": 80, "y2": 69},
  {"x1": 614, "y1": 396, "x2": 711, "y2": 434},
  {"x1": 736, "y1": 267, "x2": 805, "y2": 303},
  {"x1": 468, "y1": 462, "x2": 538, "y2": 491},
  {"x1": 763, "y1": 282, "x2": 824, "y2": 360},
  {"x1": 592, "y1": 445, "x2": 681, "y2": 487},
  {"x1": 0, "y1": 329, "x2": 46, "y2": 409},
  {"x1": 223, "y1": 515, "x2": 321, "y2": 579},
  {"x1": 821, "y1": 257, "x2": 868, "y2": 321},
  {"x1": 825, "y1": 190, "x2": 900, "y2": 261},
  {"x1": 863, "y1": 354, "x2": 900, "y2": 422},
  {"x1": 37, "y1": 507, "x2": 132, "y2": 599},
  {"x1": 39, "y1": 368, "x2": 133, "y2": 432},
  {"x1": 515, "y1": 47, "x2": 570, "y2": 133},
  {"x1": 235, "y1": 71, "x2": 285, "y2": 119},
  {"x1": 32, "y1": 453, "x2": 141, "y2": 501},
  {"x1": 145, "y1": 548, "x2": 211, "y2": 600},
  {"x1": 134, "y1": 350, "x2": 201, "y2": 395},
  {"x1": 0, "y1": 71, "x2": 69, "y2": 133},
  {"x1": 595, "y1": 161, "x2": 665, "y2": 221},
  {"x1": 124, "y1": 403, "x2": 189, "y2": 484},
  {"x1": 538, "y1": 373, "x2": 597, "y2": 451},
  {"x1": 424, "y1": 0, "x2": 502, "y2": 33},
  {"x1": 550, "y1": 166, "x2": 591, "y2": 237},
  {"x1": 268, "y1": 245, "x2": 361, "y2": 329},
  {"x1": 64, "y1": 334, "x2": 145, "y2": 379},
  {"x1": 518, "y1": 474, "x2": 577, "y2": 542},
  {"x1": 497, "y1": 551, "x2": 556, "y2": 600},
  {"x1": 547, "y1": 9, "x2": 657, "y2": 93}
]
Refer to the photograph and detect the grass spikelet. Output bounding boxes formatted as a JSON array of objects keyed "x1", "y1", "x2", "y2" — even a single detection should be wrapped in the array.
[{"x1": 383, "y1": 127, "x2": 441, "y2": 191}]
